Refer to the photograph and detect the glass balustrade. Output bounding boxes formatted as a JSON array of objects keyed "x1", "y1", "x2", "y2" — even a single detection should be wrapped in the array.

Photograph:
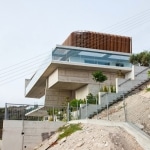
[{"x1": 26, "y1": 46, "x2": 131, "y2": 95}]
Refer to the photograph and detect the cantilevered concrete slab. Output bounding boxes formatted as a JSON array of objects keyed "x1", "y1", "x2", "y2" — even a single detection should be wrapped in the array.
[{"x1": 25, "y1": 45, "x2": 132, "y2": 99}]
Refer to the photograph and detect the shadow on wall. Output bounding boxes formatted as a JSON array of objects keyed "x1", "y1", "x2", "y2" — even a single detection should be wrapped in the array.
[{"x1": 41, "y1": 131, "x2": 55, "y2": 141}]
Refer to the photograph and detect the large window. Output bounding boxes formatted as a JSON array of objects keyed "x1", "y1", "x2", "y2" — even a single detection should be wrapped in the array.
[{"x1": 52, "y1": 47, "x2": 131, "y2": 68}]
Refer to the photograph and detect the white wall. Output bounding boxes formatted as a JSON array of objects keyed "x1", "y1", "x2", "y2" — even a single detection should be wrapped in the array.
[
  {"x1": 75, "y1": 85, "x2": 88, "y2": 100},
  {"x1": 2, "y1": 121, "x2": 23, "y2": 150},
  {"x1": 48, "y1": 69, "x2": 58, "y2": 88},
  {"x1": 2, "y1": 120, "x2": 65, "y2": 150}
]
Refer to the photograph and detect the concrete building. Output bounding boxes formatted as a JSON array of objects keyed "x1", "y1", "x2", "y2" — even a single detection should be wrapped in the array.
[{"x1": 25, "y1": 31, "x2": 133, "y2": 106}]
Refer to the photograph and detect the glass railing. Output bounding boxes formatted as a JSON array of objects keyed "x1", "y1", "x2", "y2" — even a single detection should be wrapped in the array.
[
  {"x1": 25, "y1": 53, "x2": 52, "y2": 95},
  {"x1": 26, "y1": 46, "x2": 132, "y2": 95},
  {"x1": 52, "y1": 47, "x2": 132, "y2": 68}
]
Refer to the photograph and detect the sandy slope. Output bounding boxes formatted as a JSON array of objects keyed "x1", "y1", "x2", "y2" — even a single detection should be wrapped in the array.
[{"x1": 35, "y1": 123, "x2": 143, "y2": 150}]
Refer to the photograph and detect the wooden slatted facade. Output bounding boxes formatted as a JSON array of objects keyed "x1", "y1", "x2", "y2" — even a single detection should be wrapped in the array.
[{"x1": 62, "y1": 31, "x2": 132, "y2": 53}]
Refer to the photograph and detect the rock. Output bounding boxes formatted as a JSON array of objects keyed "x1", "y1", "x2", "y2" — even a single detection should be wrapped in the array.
[
  {"x1": 104, "y1": 141, "x2": 108, "y2": 147},
  {"x1": 148, "y1": 115, "x2": 150, "y2": 119},
  {"x1": 94, "y1": 142, "x2": 104, "y2": 148},
  {"x1": 49, "y1": 133, "x2": 59, "y2": 145},
  {"x1": 135, "y1": 123, "x2": 144, "y2": 129},
  {"x1": 76, "y1": 141, "x2": 84, "y2": 147},
  {"x1": 59, "y1": 137, "x2": 67, "y2": 145}
]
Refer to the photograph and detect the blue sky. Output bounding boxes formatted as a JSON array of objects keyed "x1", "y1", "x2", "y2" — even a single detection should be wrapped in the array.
[{"x1": 0, "y1": 0, "x2": 150, "y2": 107}]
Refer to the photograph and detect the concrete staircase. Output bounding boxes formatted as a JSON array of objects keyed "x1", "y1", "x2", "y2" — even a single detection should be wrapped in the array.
[{"x1": 79, "y1": 66, "x2": 150, "y2": 119}]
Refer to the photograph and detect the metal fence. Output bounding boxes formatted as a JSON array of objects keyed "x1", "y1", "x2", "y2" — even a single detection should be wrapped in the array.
[
  {"x1": 96, "y1": 91, "x2": 150, "y2": 136},
  {"x1": 4, "y1": 103, "x2": 80, "y2": 122},
  {"x1": 4, "y1": 91, "x2": 150, "y2": 137}
]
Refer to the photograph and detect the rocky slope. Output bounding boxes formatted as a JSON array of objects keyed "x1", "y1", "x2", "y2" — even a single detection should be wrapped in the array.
[
  {"x1": 35, "y1": 123, "x2": 143, "y2": 150},
  {"x1": 94, "y1": 86, "x2": 150, "y2": 135}
]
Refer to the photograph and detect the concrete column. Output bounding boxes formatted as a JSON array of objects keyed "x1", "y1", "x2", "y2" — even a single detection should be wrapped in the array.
[{"x1": 116, "y1": 78, "x2": 119, "y2": 93}]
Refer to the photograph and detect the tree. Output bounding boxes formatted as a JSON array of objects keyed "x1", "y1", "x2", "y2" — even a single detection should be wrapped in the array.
[
  {"x1": 129, "y1": 54, "x2": 138, "y2": 65},
  {"x1": 129, "y1": 51, "x2": 150, "y2": 66},
  {"x1": 148, "y1": 70, "x2": 150, "y2": 78},
  {"x1": 69, "y1": 99, "x2": 85, "y2": 108},
  {"x1": 86, "y1": 93, "x2": 96, "y2": 104},
  {"x1": 92, "y1": 70, "x2": 107, "y2": 91}
]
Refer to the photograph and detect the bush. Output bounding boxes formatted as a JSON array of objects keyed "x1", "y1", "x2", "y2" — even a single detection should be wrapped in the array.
[
  {"x1": 58, "y1": 123, "x2": 82, "y2": 140},
  {"x1": 146, "y1": 87, "x2": 150, "y2": 92},
  {"x1": 69, "y1": 99, "x2": 85, "y2": 108},
  {"x1": 86, "y1": 93, "x2": 97, "y2": 104}
]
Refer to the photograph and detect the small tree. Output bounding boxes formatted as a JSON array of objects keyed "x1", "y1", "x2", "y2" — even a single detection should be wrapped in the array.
[
  {"x1": 86, "y1": 93, "x2": 96, "y2": 104},
  {"x1": 92, "y1": 70, "x2": 107, "y2": 91},
  {"x1": 129, "y1": 51, "x2": 150, "y2": 66},
  {"x1": 69, "y1": 99, "x2": 85, "y2": 108},
  {"x1": 148, "y1": 70, "x2": 150, "y2": 78}
]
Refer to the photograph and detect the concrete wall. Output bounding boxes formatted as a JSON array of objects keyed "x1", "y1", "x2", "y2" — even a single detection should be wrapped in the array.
[
  {"x1": 116, "y1": 66, "x2": 149, "y2": 93},
  {"x1": 46, "y1": 68, "x2": 118, "y2": 105},
  {"x1": 2, "y1": 121, "x2": 23, "y2": 150},
  {"x1": 75, "y1": 85, "x2": 88, "y2": 100},
  {"x1": 2, "y1": 120, "x2": 65, "y2": 150},
  {"x1": 48, "y1": 69, "x2": 58, "y2": 88},
  {"x1": 58, "y1": 68, "x2": 90, "y2": 83},
  {"x1": 47, "y1": 68, "x2": 117, "y2": 88},
  {"x1": 45, "y1": 89, "x2": 73, "y2": 106}
]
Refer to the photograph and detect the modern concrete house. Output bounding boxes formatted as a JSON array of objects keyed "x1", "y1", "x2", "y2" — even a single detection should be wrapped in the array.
[{"x1": 25, "y1": 31, "x2": 134, "y2": 106}]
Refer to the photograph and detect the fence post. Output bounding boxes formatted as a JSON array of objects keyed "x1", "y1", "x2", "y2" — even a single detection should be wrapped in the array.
[
  {"x1": 53, "y1": 106, "x2": 54, "y2": 122},
  {"x1": 4, "y1": 103, "x2": 8, "y2": 120},
  {"x1": 96, "y1": 97, "x2": 98, "y2": 119},
  {"x1": 67, "y1": 103, "x2": 70, "y2": 122},
  {"x1": 86, "y1": 99, "x2": 88, "y2": 119},
  {"x1": 106, "y1": 93, "x2": 109, "y2": 120},
  {"x1": 123, "y1": 94, "x2": 127, "y2": 122},
  {"x1": 77, "y1": 101, "x2": 79, "y2": 120}
]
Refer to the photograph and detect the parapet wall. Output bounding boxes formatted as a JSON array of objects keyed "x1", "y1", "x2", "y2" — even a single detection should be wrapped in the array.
[{"x1": 62, "y1": 31, "x2": 132, "y2": 53}]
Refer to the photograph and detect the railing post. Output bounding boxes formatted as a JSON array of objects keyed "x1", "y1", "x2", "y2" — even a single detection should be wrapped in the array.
[
  {"x1": 123, "y1": 94, "x2": 127, "y2": 122},
  {"x1": 77, "y1": 101, "x2": 79, "y2": 120},
  {"x1": 86, "y1": 99, "x2": 88, "y2": 119},
  {"x1": 67, "y1": 103, "x2": 70, "y2": 122},
  {"x1": 53, "y1": 106, "x2": 54, "y2": 121},
  {"x1": 4, "y1": 103, "x2": 8, "y2": 120},
  {"x1": 96, "y1": 97, "x2": 98, "y2": 119},
  {"x1": 106, "y1": 93, "x2": 109, "y2": 120}
]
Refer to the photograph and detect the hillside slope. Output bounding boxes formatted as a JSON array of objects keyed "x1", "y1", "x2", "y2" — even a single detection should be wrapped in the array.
[
  {"x1": 36, "y1": 123, "x2": 143, "y2": 150},
  {"x1": 94, "y1": 84, "x2": 150, "y2": 135}
]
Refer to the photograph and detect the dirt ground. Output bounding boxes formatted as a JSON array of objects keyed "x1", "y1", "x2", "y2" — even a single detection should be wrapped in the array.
[{"x1": 47, "y1": 123, "x2": 143, "y2": 150}]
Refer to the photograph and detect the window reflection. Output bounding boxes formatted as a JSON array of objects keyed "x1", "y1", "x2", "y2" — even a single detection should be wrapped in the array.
[{"x1": 52, "y1": 47, "x2": 131, "y2": 67}]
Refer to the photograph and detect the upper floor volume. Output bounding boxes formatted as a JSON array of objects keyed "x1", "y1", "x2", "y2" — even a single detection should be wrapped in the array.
[
  {"x1": 62, "y1": 31, "x2": 132, "y2": 53},
  {"x1": 25, "y1": 31, "x2": 132, "y2": 98}
]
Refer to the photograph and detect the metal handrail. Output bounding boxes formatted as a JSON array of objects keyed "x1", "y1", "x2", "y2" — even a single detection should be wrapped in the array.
[
  {"x1": 119, "y1": 78, "x2": 131, "y2": 87},
  {"x1": 119, "y1": 67, "x2": 150, "y2": 87},
  {"x1": 135, "y1": 66, "x2": 150, "y2": 77}
]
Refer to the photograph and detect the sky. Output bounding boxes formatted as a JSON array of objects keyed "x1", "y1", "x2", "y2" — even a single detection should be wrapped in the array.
[{"x1": 0, "y1": 0, "x2": 150, "y2": 107}]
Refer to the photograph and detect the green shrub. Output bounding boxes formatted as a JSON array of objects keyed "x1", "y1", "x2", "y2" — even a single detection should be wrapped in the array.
[
  {"x1": 103, "y1": 85, "x2": 108, "y2": 92},
  {"x1": 58, "y1": 123, "x2": 82, "y2": 140},
  {"x1": 86, "y1": 93, "x2": 96, "y2": 104},
  {"x1": 146, "y1": 87, "x2": 150, "y2": 92},
  {"x1": 69, "y1": 99, "x2": 85, "y2": 108}
]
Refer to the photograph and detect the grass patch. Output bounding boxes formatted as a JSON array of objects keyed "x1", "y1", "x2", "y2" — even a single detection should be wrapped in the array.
[
  {"x1": 146, "y1": 88, "x2": 150, "y2": 92},
  {"x1": 58, "y1": 123, "x2": 82, "y2": 140}
]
